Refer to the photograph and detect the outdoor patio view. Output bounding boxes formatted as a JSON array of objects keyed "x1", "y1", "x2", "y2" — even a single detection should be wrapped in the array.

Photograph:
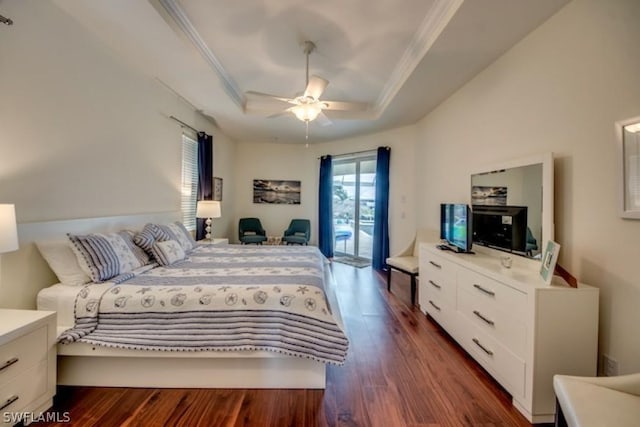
[{"x1": 333, "y1": 157, "x2": 376, "y2": 259}]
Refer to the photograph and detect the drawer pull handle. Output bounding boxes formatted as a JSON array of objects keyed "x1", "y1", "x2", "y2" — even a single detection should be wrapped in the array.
[
  {"x1": 473, "y1": 284, "x2": 496, "y2": 297},
  {"x1": 429, "y1": 261, "x2": 442, "y2": 269},
  {"x1": 0, "y1": 395, "x2": 19, "y2": 411},
  {"x1": 0, "y1": 357, "x2": 18, "y2": 372},
  {"x1": 472, "y1": 338, "x2": 494, "y2": 356},
  {"x1": 428, "y1": 280, "x2": 441, "y2": 289},
  {"x1": 428, "y1": 300, "x2": 441, "y2": 311},
  {"x1": 473, "y1": 310, "x2": 495, "y2": 326}
]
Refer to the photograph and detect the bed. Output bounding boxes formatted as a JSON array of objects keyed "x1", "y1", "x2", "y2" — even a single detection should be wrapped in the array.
[{"x1": 13, "y1": 212, "x2": 348, "y2": 388}]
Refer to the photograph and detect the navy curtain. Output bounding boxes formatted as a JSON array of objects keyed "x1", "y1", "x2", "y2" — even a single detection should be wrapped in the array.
[
  {"x1": 372, "y1": 146, "x2": 390, "y2": 270},
  {"x1": 196, "y1": 132, "x2": 213, "y2": 241},
  {"x1": 318, "y1": 155, "x2": 334, "y2": 258}
]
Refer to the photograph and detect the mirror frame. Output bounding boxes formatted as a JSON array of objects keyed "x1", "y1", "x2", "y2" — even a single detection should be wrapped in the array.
[
  {"x1": 469, "y1": 152, "x2": 554, "y2": 259},
  {"x1": 615, "y1": 116, "x2": 640, "y2": 219}
]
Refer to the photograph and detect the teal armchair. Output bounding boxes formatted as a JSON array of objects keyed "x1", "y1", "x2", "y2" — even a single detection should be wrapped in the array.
[
  {"x1": 282, "y1": 219, "x2": 310, "y2": 245},
  {"x1": 239, "y1": 218, "x2": 267, "y2": 244}
]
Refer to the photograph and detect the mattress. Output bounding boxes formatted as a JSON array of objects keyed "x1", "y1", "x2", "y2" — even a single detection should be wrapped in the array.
[{"x1": 37, "y1": 283, "x2": 80, "y2": 333}]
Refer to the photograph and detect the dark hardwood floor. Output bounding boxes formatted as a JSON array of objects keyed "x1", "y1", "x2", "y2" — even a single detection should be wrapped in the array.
[{"x1": 39, "y1": 262, "x2": 534, "y2": 427}]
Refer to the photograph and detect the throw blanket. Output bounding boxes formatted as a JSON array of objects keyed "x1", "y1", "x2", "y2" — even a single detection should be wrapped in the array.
[{"x1": 59, "y1": 245, "x2": 349, "y2": 365}]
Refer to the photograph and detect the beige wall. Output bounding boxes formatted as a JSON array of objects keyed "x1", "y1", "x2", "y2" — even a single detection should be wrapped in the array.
[
  {"x1": 233, "y1": 125, "x2": 417, "y2": 253},
  {"x1": 3, "y1": 0, "x2": 638, "y2": 377},
  {"x1": 415, "y1": 0, "x2": 640, "y2": 374},
  {"x1": 0, "y1": 1, "x2": 236, "y2": 305}
]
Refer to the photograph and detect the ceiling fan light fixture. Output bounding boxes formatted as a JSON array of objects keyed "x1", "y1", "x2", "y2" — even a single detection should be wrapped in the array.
[{"x1": 292, "y1": 102, "x2": 322, "y2": 122}]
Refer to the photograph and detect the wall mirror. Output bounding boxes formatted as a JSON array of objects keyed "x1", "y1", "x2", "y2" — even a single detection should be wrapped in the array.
[
  {"x1": 616, "y1": 116, "x2": 640, "y2": 219},
  {"x1": 470, "y1": 153, "x2": 554, "y2": 259}
]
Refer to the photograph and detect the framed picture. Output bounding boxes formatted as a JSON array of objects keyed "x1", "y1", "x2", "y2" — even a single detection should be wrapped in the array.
[
  {"x1": 213, "y1": 177, "x2": 223, "y2": 201},
  {"x1": 253, "y1": 179, "x2": 301, "y2": 204},
  {"x1": 540, "y1": 240, "x2": 561, "y2": 285},
  {"x1": 616, "y1": 116, "x2": 640, "y2": 219},
  {"x1": 471, "y1": 185, "x2": 507, "y2": 206}
]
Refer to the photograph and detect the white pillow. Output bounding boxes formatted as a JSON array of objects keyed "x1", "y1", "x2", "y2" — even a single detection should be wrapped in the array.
[
  {"x1": 36, "y1": 240, "x2": 91, "y2": 286},
  {"x1": 151, "y1": 240, "x2": 186, "y2": 266}
]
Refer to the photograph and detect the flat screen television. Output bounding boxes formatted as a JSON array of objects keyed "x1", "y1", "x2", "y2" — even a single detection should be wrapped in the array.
[
  {"x1": 472, "y1": 205, "x2": 528, "y2": 253},
  {"x1": 440, "y1": 203, "x2": 473, "y2": 253}
]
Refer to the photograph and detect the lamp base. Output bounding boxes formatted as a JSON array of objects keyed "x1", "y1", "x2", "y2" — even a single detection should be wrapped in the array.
[{"x1": 205, "y1": 218, "x2": 214, "y2": 242}]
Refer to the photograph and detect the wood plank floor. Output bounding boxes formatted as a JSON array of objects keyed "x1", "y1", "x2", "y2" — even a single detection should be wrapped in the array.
[{"x1": 40, "y1": 262, "x2": 538, "y2": 427}]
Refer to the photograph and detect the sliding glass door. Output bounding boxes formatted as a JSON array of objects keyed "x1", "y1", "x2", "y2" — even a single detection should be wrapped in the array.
[{"x1": 332, "y1": 155, "x2": 377, "y2": 259}]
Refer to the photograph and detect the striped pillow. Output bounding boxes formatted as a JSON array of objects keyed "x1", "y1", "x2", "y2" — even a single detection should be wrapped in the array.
[
  {"x1": 156, "y1": 222, "x2": 196, "y2": 253},
  {"x1": 151, "y1": 240, "x2": 186, "y2": 266},
  {"x1": 133, "y1": 223, "x2": 171, "y2": 254},
  {"x1": 69, "y1": 231, "x2": 151, "y2": 283}
]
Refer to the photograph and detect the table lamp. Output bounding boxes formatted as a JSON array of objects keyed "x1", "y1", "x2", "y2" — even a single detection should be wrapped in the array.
[
  {"x1": 0, "y1": 204, "x2": 18, "y2": 254},
  {"x1": 196, "y1": 201, "x2": 221, "y2": 242}
]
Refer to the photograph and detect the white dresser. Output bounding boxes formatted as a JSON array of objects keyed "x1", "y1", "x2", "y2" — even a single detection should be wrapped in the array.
[
  {"x1": 419, "y1": 243, "x2": 599, "y2": 423},
  {"x1": 0, "y1": 310, "x2": 56, "y2": 426}
]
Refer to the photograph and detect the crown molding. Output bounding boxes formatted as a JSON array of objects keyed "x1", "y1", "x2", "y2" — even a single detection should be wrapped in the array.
[
  {"x1": 158, "y1": 0, "x2": 245, "y2": 110},
  {"x1": 157, "y1": 0, "x2": 462, "y2": 122},
  {"x1": 372, "y1": 0, "x2": 464, "y2": 117}
]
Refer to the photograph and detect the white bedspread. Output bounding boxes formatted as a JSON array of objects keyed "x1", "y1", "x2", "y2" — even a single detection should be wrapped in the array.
[{"x1": 57, "y1": 244, "x2": 349, "y2": 365}]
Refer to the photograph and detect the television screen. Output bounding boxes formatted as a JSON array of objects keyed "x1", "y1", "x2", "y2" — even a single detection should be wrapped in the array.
[
  {"x1": 440, "y1": 203, "x2": 472, "y2": 253},
  {"x1": 472, "y1": 205, "x2": 528, "y2": 253}
]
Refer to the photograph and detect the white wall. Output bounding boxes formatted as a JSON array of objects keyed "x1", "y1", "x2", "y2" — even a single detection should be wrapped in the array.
[
  {"x1": 233, "y1": 125, "x2": 417, "y2": 253},
  {"x1": 233, "y1": 142, "x2": 314, "y2": 243},
  {"x1": 0, "y1": 1, "x2": 236, "y2": 307},
  {"x1": 415, "y1": 0, "x2": 640, "y2": 374}
]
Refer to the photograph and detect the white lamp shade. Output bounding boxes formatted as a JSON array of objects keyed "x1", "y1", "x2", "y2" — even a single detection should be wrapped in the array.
[
  {"x1": 196, "y1": 200, "x2": 221, "y2": 218},
  {"x1": 0, "y1": 204, "x2": 18, "y2": 253}
]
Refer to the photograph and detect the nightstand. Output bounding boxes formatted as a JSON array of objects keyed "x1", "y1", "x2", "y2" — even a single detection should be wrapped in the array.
[{"x1": 0, "y1": 309, "x2": 56, "y2": 426}]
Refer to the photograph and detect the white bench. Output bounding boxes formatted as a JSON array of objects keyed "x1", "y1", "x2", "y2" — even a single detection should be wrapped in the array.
[{"x1": 553, "y1": 373, "x2": 640, "y2": 427}]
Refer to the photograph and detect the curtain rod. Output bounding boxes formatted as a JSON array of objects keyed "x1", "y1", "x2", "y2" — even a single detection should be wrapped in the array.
[
  {"x1": 169, "y1": 115, "x2": 199, "y2": 134},
  {"x1": 318, "y1": 147, "x2": 387, "y2": 160}
]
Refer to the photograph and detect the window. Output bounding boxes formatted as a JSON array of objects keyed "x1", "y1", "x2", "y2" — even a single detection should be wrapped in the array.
[{"x1": 181, "y1": 134, "x2": 198, "y2": 231}]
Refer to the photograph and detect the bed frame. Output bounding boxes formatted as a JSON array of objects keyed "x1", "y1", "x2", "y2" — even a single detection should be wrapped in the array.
[{"x1": 7, "y1": 212, "x2": 331, "y2": 388}]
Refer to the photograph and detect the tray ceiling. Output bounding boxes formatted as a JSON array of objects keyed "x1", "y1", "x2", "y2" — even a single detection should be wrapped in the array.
[{"x1": 54, "y1": 0, "x2": 570, "y2": 144}]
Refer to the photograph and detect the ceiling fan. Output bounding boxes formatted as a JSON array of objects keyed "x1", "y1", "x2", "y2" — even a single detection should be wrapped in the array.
[{"x1": 245, "y1": 41, "x2": 368, "y2": 138}]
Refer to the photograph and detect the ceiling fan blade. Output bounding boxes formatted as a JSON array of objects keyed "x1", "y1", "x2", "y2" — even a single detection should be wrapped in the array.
[
  {"x1": 315, "y1": 112, "x2": 332, "y2": 127},
  {"x1": 266, "y1": 109, "x2": 292, "y2": 119},
  {"x1": 321, "y1": 100, "x2": 369, "y2": 111},
  {"x1": 304, "y1": 75, "x2": 329, "y2": 100},
  {"x1": 245, "y1": 91, "x2": 294, "y2": 104},
  {"x1": 245, "y1": 91, "x2": 297, "y2": 115}
]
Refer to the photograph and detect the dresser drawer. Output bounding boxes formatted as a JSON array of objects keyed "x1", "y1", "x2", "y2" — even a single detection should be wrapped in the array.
[
  {"x1": 457, "y1": 268, "x2": 527, "y2": 318},
  {"x1": 422, "y1": 270, "x2": 456, "y2": 307},
  {"x1": 458, "y1": 288, "x2": 527, "y2": 357},
  {"x1": 0, "y1": 360, "x2": 48, "y2": 418},
  {"x1": 0, "y1": 326, "x2": 47, "y2": 384},
  {"x1": 458, "y1": 320, "x2": 525, "y2": 398},
  {"x1": 420, "y1": 248, "x2": 457, "y2": 282},
  {"x1": 423, "y1": 295, "x2": 456, "y2": 333}
]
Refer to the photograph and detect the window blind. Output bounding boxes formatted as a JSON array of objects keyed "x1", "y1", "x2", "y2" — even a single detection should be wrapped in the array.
[{"x1": 181, "y1": 135, "x2": 198, "y2": 231}]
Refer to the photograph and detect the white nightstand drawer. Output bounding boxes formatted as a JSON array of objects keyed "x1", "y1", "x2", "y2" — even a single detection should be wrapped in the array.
[
  {"x1": 0, "y1": 326, "x2": 47, "y2": 384},
  {"x1": 0, "y1": 360, "x2": 47, "y2": 417},
  {"x1": 457, "y1": 268, "x2": 527, "y2": 318}
]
